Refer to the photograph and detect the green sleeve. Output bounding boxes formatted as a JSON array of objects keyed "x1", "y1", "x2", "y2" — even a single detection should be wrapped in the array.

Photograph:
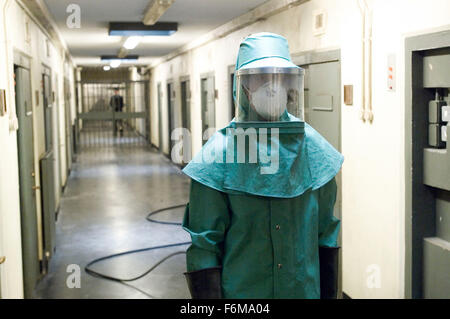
[
  {"x1": 318, "y1": 177, "x2": 341, "y2": 247},
  {"x1": 182, "y1": 179, "x2": 231, "y2": 272}
]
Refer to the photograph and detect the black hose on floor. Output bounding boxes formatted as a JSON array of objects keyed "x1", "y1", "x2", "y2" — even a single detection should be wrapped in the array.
[
  {"x1": 84, "y1": 204, "x2": 190, "y2": 298},
  {"x1": 146, "y1": 204, "x2": 187, "y2": 225}
]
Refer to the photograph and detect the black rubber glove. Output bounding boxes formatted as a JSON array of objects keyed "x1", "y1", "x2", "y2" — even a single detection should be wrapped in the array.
[
  {"x1": 184, "y1": 266, "x2": 222, "y2": 299},
  {"x1": 319, "y1": 247, "x2": 340, "y2": 299}
]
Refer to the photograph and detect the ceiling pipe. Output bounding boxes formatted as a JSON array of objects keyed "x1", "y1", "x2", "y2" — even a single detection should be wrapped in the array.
[
  {"x1": 118, "y1": 47, "x2": 128, "y2": 58},
  {"x1": 142, "y1": 0, "x2": 175, "y2": 25}
]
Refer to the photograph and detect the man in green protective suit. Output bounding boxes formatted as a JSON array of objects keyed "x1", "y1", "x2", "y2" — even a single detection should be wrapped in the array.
[{"x1": 182, "y1": 32, "x2": 343, "y2": 299}]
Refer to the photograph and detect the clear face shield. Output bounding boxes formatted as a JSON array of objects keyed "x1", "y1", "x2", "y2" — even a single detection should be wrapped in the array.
[{"x1": 235, "y1": 67, "x2": 305, "y2": 122}]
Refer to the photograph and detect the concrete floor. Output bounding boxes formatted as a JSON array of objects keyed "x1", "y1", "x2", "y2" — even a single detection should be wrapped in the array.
[{"x1": 34, "y1": 138, "x2": 192, "y2": 299}]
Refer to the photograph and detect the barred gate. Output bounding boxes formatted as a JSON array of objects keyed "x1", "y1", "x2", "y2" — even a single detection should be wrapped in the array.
[{"x1": 76, "y1": 80, "x2": 149, "y2": 149}]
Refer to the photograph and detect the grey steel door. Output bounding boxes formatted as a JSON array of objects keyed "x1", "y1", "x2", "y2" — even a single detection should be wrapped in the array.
[
  {"x1": 15, "y1": 66, "x2": 41, "y2": 298},
  {"x1": 145, "y1": 82, "x2": 150, "y2": 142},
  {"x1": 201, "y1": 76, "x2": 215, "y2": 144},
  {"x1": 181, "y1": 79, "x2": 192, "y2": 162},
  {"x1": 64, "y1": 79, "x2": 73, "y2": 170},
  {"x1": 181, "y1": 80, "x2": 191, "y2": 132},
  {"x1": 157, "y1": 83, "x2": 163, "y2": 152},
  {"x1": 41, "y1": 72, "x2": 56, "y2": 269},
  {"x1": 302, "y1": 61, "x2": 340, "y2": 151},
  {"x1": 300, "y1": 58, "x2": 342, "y2": 297},
  {"x1": 301, "y1": 61, "x2": 341, "y2": 218},
  {"x1": 229, "y1": 72, "x2": 236, "y2": 121},
  {"x1": 43, "y1": 73, "x2": 53, "y2": 152},
  {"x1": 167, "y1": 82, "x2": 176, "y2": 154}
]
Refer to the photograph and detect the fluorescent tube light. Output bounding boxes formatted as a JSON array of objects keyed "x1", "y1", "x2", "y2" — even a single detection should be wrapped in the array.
[
  {"x1": 110, "y1": 60, "x2": 121, "y2": 68},
  {"x1": 123, "y1": 36, "x2": 142, "y2": 50},
  {"x1": 109, "y1": 22, "x2": 177, "y2": 36}
]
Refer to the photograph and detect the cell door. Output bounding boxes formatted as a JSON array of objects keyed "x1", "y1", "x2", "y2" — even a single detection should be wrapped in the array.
[
  {"x1": 167, "y1": 82, "x2": 176, "y2": 155},
  {"x1": 406, "y1": 38, "x2": 450, "y2": 298},
  {"x1": 229, "y1": 72, "x2": 236, "y2": 121},
  {"x1": 41, "y1": 72, "x2": 56, "y2": 269},
  {"x1": 300, "y1": 58, "x2": 342, "y2": 298},
  {"x1": 42, "y1": 73, "x2": 53, "y2": 152},
  {"x1": 201, "y1": 76, "x2": 215, "y2": 144},
  {"x1": 181, "y1": 80, "x2": 192, "y2": 162},
  {"x1": 157, "y1": 83, "x2": 163, "y2": 152},
  {"x1": 64, "y1": 79, "x2": 73, "y2": 172},
  {"x1": 300, "y1": 60, "x2": 341, "y2": 218},
  {"x1": 15, "y1": 66, "x2": 41, "y2": 298},
  {"x1": 181, "y1": 80, "x2": 191, "y2": 132}
]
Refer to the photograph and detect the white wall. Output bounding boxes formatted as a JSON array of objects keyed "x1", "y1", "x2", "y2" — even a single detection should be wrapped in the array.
[
  {"x1": 0, "y1": 0, "x2": 76, "y2": 298},
  {"x1": 150, "y1": 0, "x2": 450, "y2": 298}
]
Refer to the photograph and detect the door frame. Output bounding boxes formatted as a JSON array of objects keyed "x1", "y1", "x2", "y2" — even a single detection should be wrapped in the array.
[
  {"x1": 41, "y1": 65, "x2": 53, "y2": 153},
  {"x1": 166, "y1": 79, "x2": 175, "y2": 156},
  {"x1": 404, "y1": 29, "x2": 450, "y2": 299}
]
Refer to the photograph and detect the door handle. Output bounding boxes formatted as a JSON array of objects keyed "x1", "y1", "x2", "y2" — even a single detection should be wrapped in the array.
[
  {"x1": 32, "y1": 185, "x2": 40, "y2": 191},
  {"x1": 0, "y1": 256, "x2": 5, "y2": 264}
]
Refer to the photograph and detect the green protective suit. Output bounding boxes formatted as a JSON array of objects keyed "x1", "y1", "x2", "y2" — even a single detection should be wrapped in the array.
[{"x1": 182, "y1": 33, "x2": 343, "y2": 298}]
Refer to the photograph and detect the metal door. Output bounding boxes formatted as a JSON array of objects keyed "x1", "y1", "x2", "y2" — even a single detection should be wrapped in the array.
[
  {"x1": 181, "y1": 79, "x2": 192, "y2": 162},
  {"x1": 42, "y1": 73, "x2": 53, "y2": 152},
  {"x1": 157, "y1": 82, "x2": 163, "y2": 152},
  {"x1": 41, "y1": 71, "x2": 56, "y2": 269},
  {"x1": 181, "y1": 80, "x2": 191, "y2": 132},
  {"x1": 64, "y1": 79, "x2": 73, "y2": 170},
  {"x1": 405, "y1": 33, "x2": 450, "y2": 299},
  {"x1": 298, "y1": 57, "x2": 342, "y2": 298},
  {"x1": 201, "y1": 75, "x2": 215, "y2": 144},
  {"x1": 144, "y1": 82, "x2": 151, "y2": 142},
  {"x1": 15, "y1": 66, "x2": 41, "y2": 298},
  {"x1": 300, "y1": 60, "x2": 341, "y2": 218},
  {"x1": 167, "y1": 82, "x2": 176, "y2": 154}
]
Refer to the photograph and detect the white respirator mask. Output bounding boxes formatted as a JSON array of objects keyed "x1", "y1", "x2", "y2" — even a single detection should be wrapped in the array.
[{"x1": 249, "y1": 81, "x2": 287, "y2": 121}]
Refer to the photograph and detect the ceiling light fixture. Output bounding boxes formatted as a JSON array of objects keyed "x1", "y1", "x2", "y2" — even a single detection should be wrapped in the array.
[
  {"x1": 101, "y1": 55, "x2": 139, "y2": 61},
  {"x1": 109, "y1": 22, "x2": 177, "y2": 36},
  {"x1": 143, "y1": 0, "x2": 175, "y2": 25},
  {"x1": 123, "y1": 36, "x2": 142, "y2": 50},
  {"x1": 103, "y1": 65, "x2": 111, "y2": 71}
]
